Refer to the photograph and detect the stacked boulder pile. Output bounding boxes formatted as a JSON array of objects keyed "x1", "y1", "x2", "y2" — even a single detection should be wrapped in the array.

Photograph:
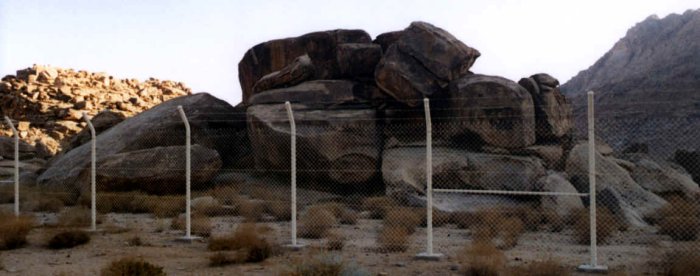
[
  {"x1": 34, "y1": 22, "x2": 698, "y2": 227},
  {"x1": 0, "y1": 65, "x2": 191, "y2": 155}
]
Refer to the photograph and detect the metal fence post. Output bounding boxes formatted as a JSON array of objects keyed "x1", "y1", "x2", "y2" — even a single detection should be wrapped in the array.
[
  {"x1": 3, "y1": 116, "x2": 19, "y2": 216},
  {"x1": 285, "y1": 101, "x2": 303, "y2": 249},
  {"x1": 416, "y1": 98, "x2": 442, "y2": 260},
  {"x1": 578, "y1": 91, "x2": 607, "y2": 272},
  {"x1": 82, "y1": 112, "x2": 97, "y2": 231},
  {"x1": 176, "y1": 106, "x2": 199, "y2": 241}
]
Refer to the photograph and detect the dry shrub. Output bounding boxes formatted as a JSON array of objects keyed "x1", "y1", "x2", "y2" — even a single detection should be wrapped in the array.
[
  {"x1": 208, "y1": 186, "x2": 240, "y2": 206},
  {"x1": 318, "y1": 202, "x2": 357, "y2": 225},
  {"x1": 338, "y1": 209, "x2": 358, "y2": 225},
  {"x1": 384, "y1": 207, "x2": 421, "y2": 234},
  {"x1": 326, "y1": 231, "x2": 344, "y2": 251},
  {"x1": 47, "y1": 230, "x2": 90, "y2": 249},
  {"x1": 127, "y1": 236, "x2": 143, "y2": 246},
  {"x1": 238, "y1": 199, "x2": 267, "y2": 222},
  {"x1": 207, "y1": 223, "x2": 273, "y2": 264},
  {"x1": 509, "y1": 258, "x2": 570, "y2": 276},
  {"x1": 542, "y1": 209, "x2": 565, "y2": 232},
  {"x1": 266, "y1": 201, "x2": 291, "y2": 221},
  {"x1": 170, "y1": 214, "x2": 212, "y2": 237},
  {"x1": 571, "y1": 207, "x2": 619, "y2": 245},
  {"x1": 281, "y1": 255, "x2": 346, "y2": 276},
  {"x1": 500, "y1": 217, "x2": 525, "y2": 249},
  {"x1": 58, "y1": 207, "x2": 92, "y2": 227},
  {"x1": 660, "y1": 250, "x2": 700, "y2": 276},
  {"x1": 194, "y1": 199, "x2": 229, "y2": 217},
  {"x1": 101, "y1": 257, "x2": 165, "y2": 276},
  {"x1": 148, "y1": 196, "x2": 185, "y2": 218},
  {"x1": 504, "y1": 206, "x2": 544, "y2": 232},
  {"x1": 452, "y1": 211, "x2": 476, "y2": 229},
  {"x1": 465, "y1": 209, "x2": 525, "y2": 249},
  {"x1": 654, "y1": 197, "x2": 700, "y2": 241},
  {"x1": 96, "y1": 192, "x2": 151, "y2": 214},
  {"x1": 460, "y1": 241, "x2": 506, "y2": 276},
  {"x1": 300, "y1": 206, "x2": 336, "y2": 239},
  {"x1": 362, "y1": 196, "x2": 397, "y2": 219},
  {"x1": 209, "y1": 252, "x2": 238, "y2": 267},
  {"x1": 418, "y1": 209, "x2": 451, "y2": 227},
  {"x1": 0, "y1": 212, "x2": 34, "y2": 250},
  {"x1": 23, "y1": 196, "x2": 64, "y2": 212},
  {"x1": 377, "y1": 226, "x2": 409, "y2": 252}
]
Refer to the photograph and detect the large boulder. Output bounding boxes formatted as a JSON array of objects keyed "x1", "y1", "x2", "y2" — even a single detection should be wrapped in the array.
[
  {"x1": 37, "y1": 93, "x2": 248, "y2": 194},
  {"x1": 518, "y1": 74, "x2": 572, "y2": 142},
  {"x1": 238, "y1": 29, "x2": 372, "y2": 103},
  {"x1": 375, "y1": 21, "x2": 480, "y2": 106},
  {"x1": 252, "y1": 54, "x2": 316, "y2": 93},
  {"x1": 382, "y1": 147, "x2": 546, "y2": 195},
  {"x1": 63, "y1": 109, "x2": 126, "y2": 153},
  {"x1": 621, "y1": 153, "x2": 699, "y2": 197},
  {"x1": 336, "y1": 43, "x2": 383, "y2": 80},
  {"x1": 445, "y1": 74, "x2": 536, "y2": 148},
  {"x1": 674, "y1": 150, "x2": 700, "y2": 183},
  {"x1": 96, "y1": 145, "x2": 221, "y2": 194},
  {"x1": 538, "y1": 172, "x2": 584, "y2": 217},
  {"x1": 249, "y1": 80, "x2": 371, "y2": 108},
  {"x1": 0, "y1": 136, "x2": 38, "y2": 160},
  {"x1": 247, "y1": 103, "x2": 379, "y2": 189},
  {"x1": 565, "y1": 143, "x2": 666, "y2": 226}
]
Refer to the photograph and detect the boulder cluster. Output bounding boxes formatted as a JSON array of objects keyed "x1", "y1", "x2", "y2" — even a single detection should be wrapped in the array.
[{"x1": 0, "y1": 65, "x2": 191, "y2": 155}]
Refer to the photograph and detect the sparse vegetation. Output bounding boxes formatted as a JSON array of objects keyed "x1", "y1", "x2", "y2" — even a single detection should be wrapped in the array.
[
  {"x1": 281, "y1": 254, "x2": 369, "y2": 276},
  {"x1": 418, "y1": 209, "x2": 451, "y2": 227},
  {"x1": 266, "y1": 201, "x2": 291, "y2": 221},
  {"x1": 362, "y1": 196, "x2": 397, "y2": 219},
  {"x1": 94, "y1": 192, "x2": 185, "y2": 218},
  {"x1": 194, "y1": 198, "x2": 229, "y2": 217},
  {"x1": 571, "y1": 207, "x2": 619, "y2": 244},
  {"x1": 509, "y1": 258, "x2": 570, "y2": 276},
  {"x1": 460, "y1": 241, "x2": 506, "y2": 276},
  {"x1": 101, "y1": 257, "x2": 165, "y2": 276},
  {"x1": 377, "y1": 226, "x2": 409, "y2": 252},
  {"x1": 127, "y1": 236, "x2": 143, "y2": 246},
  {"x1": 654, "y1": 197, "x2": 700, "y2": 241},
  {"x1": 326, "y1": 231, "x2": 344, "y2": 251},
  {"x1": 207, "y1": 223, "x2": 274, "y2": 265},
  {"x1": 238, "y1": 199, "x2": 267, "y2": 222},
  {"x1": 23, "y1": 196, "x2": 64, "y2": 212},
  {"x1": 452, "y1": 211, "x2": 476, "y2": 229},
  {"x1": 0, "y1": 212, "x2": 34, "y2": 250},
  {"x1": 58, "y1": 207, "x2": 93, "y2": 227},
  {"x1": 499, "y1": 217, "x2": 525, "y2": 249},
  {"x1": 659, "y1": 250, "x2": 700, "y2": 276},
  {"x1": 47, "y1": 230, "x2": 90, "y2": 249},
  {"x1": 170, "y1": 214, "x2": 212, "y2": 237},
  {"x1": 300, "y1": 206, "x2": 336, "y2": 239},
  {"x1": 384, "y1": 207, "x2": 421, "y2": 234},
  {"x1": 207, "y1": 186, "x2": 240, "y2": 205}
]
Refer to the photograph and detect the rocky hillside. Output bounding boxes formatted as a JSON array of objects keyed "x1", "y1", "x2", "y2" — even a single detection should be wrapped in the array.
[
  {"x1": 0, "y1": 65, "x2": 191, "y2": 155},
  {"x1": 561, "y1": 9, "x2": 700, "y2": 157}
]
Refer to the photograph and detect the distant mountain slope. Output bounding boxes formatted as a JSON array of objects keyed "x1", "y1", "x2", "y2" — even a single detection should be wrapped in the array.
[{"x1": 561, "y1": 9, "x2": 700, "y2": 157}]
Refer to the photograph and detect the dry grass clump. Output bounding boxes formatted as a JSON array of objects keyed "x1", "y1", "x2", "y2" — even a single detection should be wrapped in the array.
[
  {"x1": 47, "y1": 230, "x2": 90, "y2": 249},
  {"x1": 207, "y1": 223, "x2": 274, "y2": 266},
  {"x1": 654, "y1": 197, "x2": 700, "y2": 241},
  {"x1": 417, "y1": 209, "x2": 451, "y2": 227},
  {"x1": 317, "y1": 202, "x2": 357, "y2": 225},
  {"x1": 23, "y1": 196, "x2": 64, "y2": 212},
  {"x1": 101, "y1": 257, "x2": 165, "y2": 276},
  {"x1": 499, "y1": 217, "x2": 525, "y2": 249},
  {"x1": 148, "y1": 195, "x2": 185, "y2": 218},
  {"x1": 377, "y1": 226, "x2": 410, "y2": 252},
  {"x1": 509, "y1": 258, "x2": 570, "y2": 276},
  {"x1": 659, "y1": 250, "x2": 700, "y2": 276},
  {"x1": 452, "y1": 211, "x2": 476, "y2": 229},
  {"x1": 460, "y1": 241, "x2": 506, "y2": 276},
  {"x1": 362, "y1": 196, "x2": 397, "y2": 219},
  {"x1": 280, "y1": 255, "x2": 346, "y2": 276},
  {"x1": 58, "y1": 207, "x2": 92, "y2": 227},
  {"x1": 326, "y1": 231, "x2": 345, "y2": 251},
  {"x1": 571, "y1": 207, "x2": 619, "y2": 244},
  {"x1": 193, "y1": 198, "x2": 229, "y2": 217},
  {"x1": 126, "y1": 236, "x2": 143, "y2": 246},
  {"x1": 300, "y1": 206, "x2": 337, "y2": 239},
  {"x1": 384, "y1": 207, "x2": 421, "y2": 234},
  {"x1": 238, "y1": 199, "x2": 267, "y2": 222},
  {"x1": 95, "y1": 192, "x2": 151, "y2": 214},
  {"x1": 170, "y1": 214, "x2": 212, "y2": 237},
  {"x1": 466, "y1": 208, "x2": 526, "y2": 249},
  {"x1": 207, "y1": 186, "x2": 240, "y2": 206},
  {"x1": 266, "y1": 201, "x2": 291, "y2": 221},
  {"x1": 0, "y1": 212, "x2": 34, "y2": 250}
]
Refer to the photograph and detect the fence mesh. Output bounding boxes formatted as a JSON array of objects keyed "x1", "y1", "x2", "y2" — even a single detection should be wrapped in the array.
[{"x1": 0, "y1": 99, "x2": 698, "y2": 274}]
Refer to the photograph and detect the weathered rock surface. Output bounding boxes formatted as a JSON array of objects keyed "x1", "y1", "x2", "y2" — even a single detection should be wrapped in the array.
[
  {"x1": 561, "y1": 9, "x2": 700, "y2": 157},
  {"x1": 566, "y1": 144, "x2": 666, "y2": 226},
  {"x1": 375, "y1": 21, "x2": 480, "y2": 106},
  {"x1": 537, "y1": 172, "x2": 584, "y2": 216},
  {"x1": 0, "y1": 65, "x2": 191, "y2": 155},
  {"x1": 63, "y1": 110, "x2": 126, "y2": 153},
  {"x1": 518, "y1": 74, "x2": 572, "y2": 142},
  {"x1": 96, "y1": 145, "x2": 221, "y2": 194},
  {"x1": 247, "y1": 103, "x2": 379, "y2": 188},
  {"x1": 37, "y1": 93, "x2": 246, "y2": 194},
  {"x1": 252, "y1": 54, "x2": 315, "y2": 93},
  {"x1": 249, "y1": 80, "x2": 370, "y2": 108},
  {"x1": 238, "y1": 29, "x2": 371, "y2": 103},
  {"x1": 382, "y1": 147, "x2": 546, "y2": 195},
  {"x1": 621, "y1": 153, "x2": 699, "y2": 197},
  {"x1": 446, "y1": 74, "x2": 535, "y2": 148},
  {"x1": 513, "y1": 145, "x2": 564, "y2": 169},
  {"x1": 674, "y1": 150, "x2": 700, "y2": 183},
  {"x1": 336, "y1": 43, "x2": 382, "y2": 79},
  {"x1": 0, "y1": 136, "x2": 40, "y2": 160}
]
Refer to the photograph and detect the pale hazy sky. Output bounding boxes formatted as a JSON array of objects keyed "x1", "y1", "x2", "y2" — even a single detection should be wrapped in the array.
[{"x1": 0, "y1": 0, "x2": 697, "y2": 104}]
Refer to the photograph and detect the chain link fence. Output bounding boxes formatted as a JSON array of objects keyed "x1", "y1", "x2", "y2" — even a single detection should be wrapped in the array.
[{"x1": 1, "y1": 94, "x2": 699, "y2": 274}]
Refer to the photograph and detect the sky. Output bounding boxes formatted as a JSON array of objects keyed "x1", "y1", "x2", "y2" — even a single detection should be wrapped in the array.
[{"x1": 0, "y1": 0, "x2": 697, "y2": 105}]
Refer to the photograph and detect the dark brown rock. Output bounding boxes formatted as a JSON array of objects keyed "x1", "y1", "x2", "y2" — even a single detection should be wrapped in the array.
[
  {"x1": 96, "y1": 145, "x2": 221, "y2": 194},
  {"x1": 336, "y1": 43, "x2": 382, "y2": 79},
  {"x1": 238, "y1": 29, "x2": 371, "y2": 103},
  {"x1": 372, "y1": 31, "x2": 404, "y2": 52},
  {"x1": 519, "y1": 74, "x2": 572, "y2": 142},
  {"x1": 375, "y1": 21, "x2": 480, "y2": 106},
  {"x1": 249, "y1": 80, "x2": 369, "y2": 108},
  {"x1": 252, "y1": 54, "x2": 315, "y2": 93},
  {"x1": 446, "y1": 74, "x2": 535, "y2": 149}
]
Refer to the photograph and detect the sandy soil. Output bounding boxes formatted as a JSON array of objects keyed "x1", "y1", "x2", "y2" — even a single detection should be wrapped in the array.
[{"x1": 0, "y1": 205, "x2": 683, "y2": 276}]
